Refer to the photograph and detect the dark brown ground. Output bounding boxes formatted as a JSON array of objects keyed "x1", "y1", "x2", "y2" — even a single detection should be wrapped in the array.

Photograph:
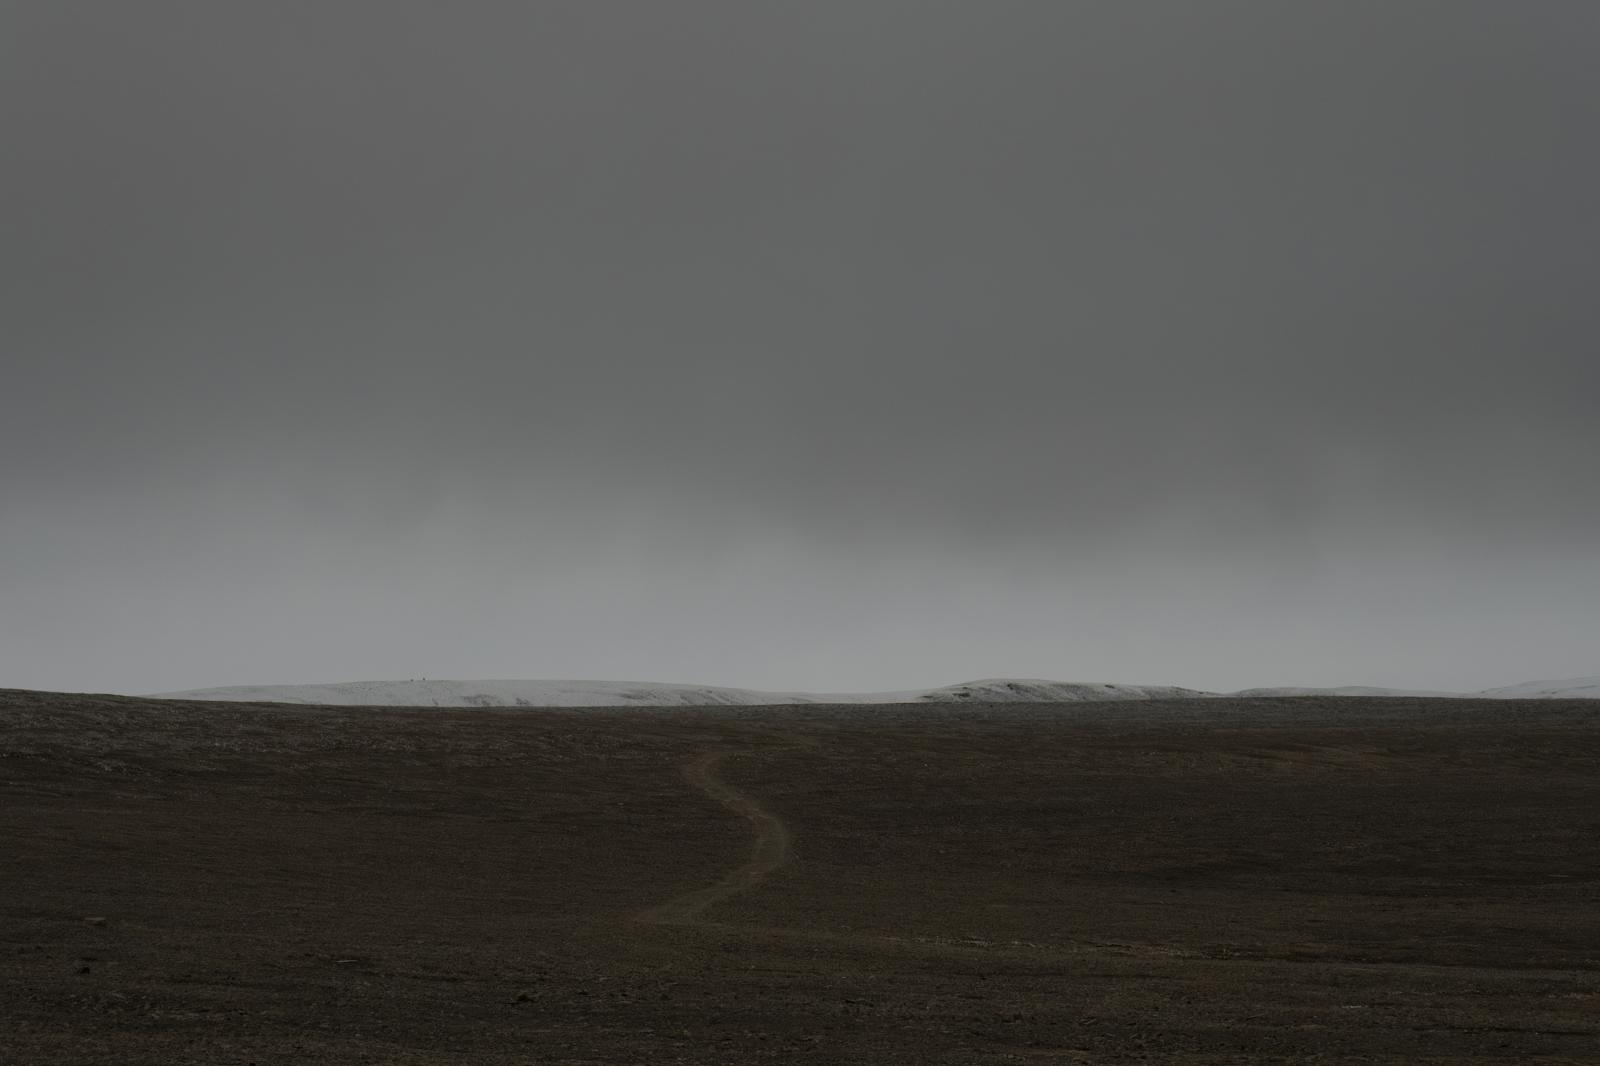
[{"x1": 4, "y1": 689, "x2": 1598, "y2": 1064}]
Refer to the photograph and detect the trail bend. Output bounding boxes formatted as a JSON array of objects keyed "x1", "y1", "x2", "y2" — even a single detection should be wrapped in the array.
[{"x1": 637, "y1": 740, "x2": 809, "y2": 926}]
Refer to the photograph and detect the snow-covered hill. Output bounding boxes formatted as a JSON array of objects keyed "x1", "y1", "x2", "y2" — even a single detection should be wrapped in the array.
[
  {"x1": 148, "y1": 679, "x2": 827, "y2": 708},
  {"x1": 1473, "y1": 676, "x2": 1600, "y2": 700},
  {"x1": 146, "y1": 675, "x2": 1600, "y2": 707},
  {"x1": 914, "y1": 679, "x2": 1213, "y2": 702},
  {"x1": 147, "y1": 677, "x2": 1205, "y2": 707},
  {"x1": 1228, "y1": 685, "x2": 1460, "y2": 698},
  {"x1": 1230, "y1": 679, "x2": 1600, "y2": 699}
]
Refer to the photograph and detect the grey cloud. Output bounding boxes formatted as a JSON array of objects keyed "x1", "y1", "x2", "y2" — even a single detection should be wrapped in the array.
[{"x1": 3, "y1": 2, "x2": 1597, "y2": 694}]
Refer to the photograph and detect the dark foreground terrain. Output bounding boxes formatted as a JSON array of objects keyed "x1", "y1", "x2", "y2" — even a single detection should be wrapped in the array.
[{"x1": 3, "y1": 690, "x2": 1598, "y2": 1064}]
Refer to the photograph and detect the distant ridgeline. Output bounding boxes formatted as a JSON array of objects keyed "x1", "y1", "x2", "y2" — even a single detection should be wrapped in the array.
[{"x1": 145, "y1": 676, "x2": 1600, "y2": 707}]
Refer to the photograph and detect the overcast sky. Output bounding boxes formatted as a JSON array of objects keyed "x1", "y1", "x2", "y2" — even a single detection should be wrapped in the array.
[{"x1": 3, "y1": 1, "x2": 1597, "y2": 696}]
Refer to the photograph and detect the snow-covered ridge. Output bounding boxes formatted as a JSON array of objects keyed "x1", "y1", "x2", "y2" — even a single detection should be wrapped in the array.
[
  {"x1": 1474, "y1": 676, "x2": 1600, "y2": 700},
  {"x1": 916, "y1": 679, "x2": 1213, "y2": 702},
  {"x1": 145, "y1": 675, "x2": 1600, "y2": 707},
  {"x1": 1232, "y1": 677, "x2": 1600, "y2": 700},
  {"x1": 148, "y1": 679, "x2": 834, "y2": 708},
  {"x1": 1227, "y1": 685, "x2": 1460, "y2": 699},
  {"x1": 144, "y1": 677, "x2": 1204, "y2": 708}
]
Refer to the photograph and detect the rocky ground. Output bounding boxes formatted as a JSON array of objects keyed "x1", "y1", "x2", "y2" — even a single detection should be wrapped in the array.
[{"x1": 3, "y1": 689, "x2": 1597, "y2": 1063}]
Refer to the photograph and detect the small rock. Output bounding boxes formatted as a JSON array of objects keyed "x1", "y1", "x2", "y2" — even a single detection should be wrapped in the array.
[{"x1": 84, "y1": 916, "x2": 107, "y2": 927}]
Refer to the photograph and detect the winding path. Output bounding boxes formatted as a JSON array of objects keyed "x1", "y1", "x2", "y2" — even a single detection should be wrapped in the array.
[{"x1": 637, "y1": 746, "x2": 799, "y2": 926}]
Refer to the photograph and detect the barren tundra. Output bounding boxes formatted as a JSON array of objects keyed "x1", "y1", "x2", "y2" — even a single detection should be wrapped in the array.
[{"x1": 4, "y1": 689, "x2": 1599, "y2": 1064}]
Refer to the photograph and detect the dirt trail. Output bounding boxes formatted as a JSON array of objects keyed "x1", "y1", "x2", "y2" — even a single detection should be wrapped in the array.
[{"x1": 637, "y1": 746, "x2": 798, "y2": 926}]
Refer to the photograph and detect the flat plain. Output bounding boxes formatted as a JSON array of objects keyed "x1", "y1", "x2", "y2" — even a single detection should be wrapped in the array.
[{"x1": 3, "y1": 688, "x2": 1598, "y2": 1064}]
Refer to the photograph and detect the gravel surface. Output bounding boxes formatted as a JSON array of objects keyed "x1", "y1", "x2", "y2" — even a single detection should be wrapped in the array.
[{"x1": 4, "y1": 689, "x2": 1598, "y2": 1063}]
